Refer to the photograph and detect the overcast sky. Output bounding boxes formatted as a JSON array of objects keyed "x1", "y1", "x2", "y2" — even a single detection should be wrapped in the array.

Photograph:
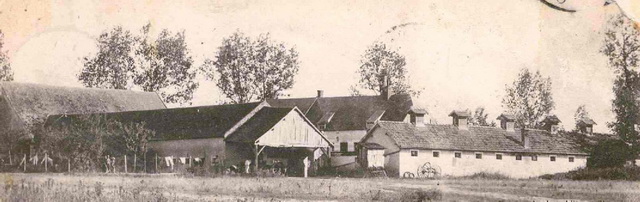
[{"x1": 1, "y1": 0, "x2": 637, "y2": 133}]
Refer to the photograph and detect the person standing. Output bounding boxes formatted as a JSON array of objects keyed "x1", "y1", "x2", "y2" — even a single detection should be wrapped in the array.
[{"x1": 244, "y1": 159, "x2": 251, "y2": 174}]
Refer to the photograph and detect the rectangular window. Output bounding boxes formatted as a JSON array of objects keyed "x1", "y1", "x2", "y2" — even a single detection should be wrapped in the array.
[
  {"x1": 516, "y1": 154, "x2": 522, "y2": 161},
  {"x1": 433, "y1": 151, "x2": 440, "y2": 157},
  {"x1": 475, "y1": 153, "x2": 482, "y2": 159},
  {"x1": 454, "y1": 152, "x2": 461, "y2": 158},
  {"x1": 496, "y1": 153, "x2": 503, "y2": 160},
  {"x1": 550, "y1": 156, "x2": 556, "y2": 162},
  {"x1": 569, "y1": 156, "x2": 575, "y2": 162},
  {"x1": 531, "y1": 155, "x2": 538, "y2": 161},
  {"x1": 411, "y1": 150, "x2": 419, "y2": 157},
  {"x1": 340, "y1": 142, "x2": 348, "y2": 152}
]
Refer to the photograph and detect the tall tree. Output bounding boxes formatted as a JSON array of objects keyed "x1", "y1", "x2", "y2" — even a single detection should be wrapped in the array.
[
  {"x1": 601, "y1": 14, "x2": 640, "y2": 157},
  {"x1": 201, "y1": 31, "x2": 299, "y2": 104},
  {"x1": 134, "y1": 24, "x2": 198, "y2": 104},
  {"x1": 79, "y1": 26, "x2": 136, "y2": 90},
  {"x1": 79, "y1": 24, "x2": 198, "y2": 104},
  {"x1": 0, "y1": 30, "x2": 14, "y2": 81},
  {"x1": 357, "y1": 41, "x2": 421, "y2": 96},
  {"x1": 502, "y1": 68, "x2": 555, "y2": 128}
]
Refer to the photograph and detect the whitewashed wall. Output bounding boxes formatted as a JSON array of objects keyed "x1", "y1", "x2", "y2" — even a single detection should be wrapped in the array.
[
  {"x1": 396, "y1": 149, "x2": 587, "y2": 178},
  {"x1": 256, "y1": 110, "x2": 329, "y2": 148}
]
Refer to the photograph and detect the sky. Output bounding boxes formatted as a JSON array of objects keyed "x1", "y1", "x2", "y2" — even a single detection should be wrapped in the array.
[{"x1": 1, "y1": 0, "x2": 639, "y2": 133}]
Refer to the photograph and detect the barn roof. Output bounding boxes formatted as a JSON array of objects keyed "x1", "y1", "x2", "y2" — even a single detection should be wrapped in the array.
[
  {"x1": 46, "y1": 102, "x2": 262, "y2": 141},
  {"x1": 225, "y1": 107, "x2": 294, "y2": 143},
  {"x1": 266, "y1": 94, "x2": 412, "y2": 131},
  {"x1": 0, "y1": 82, "x2": 166, "y2": 136},
  {"x1": 369, "y1": 121, "x2": 587, "y2": 155}
]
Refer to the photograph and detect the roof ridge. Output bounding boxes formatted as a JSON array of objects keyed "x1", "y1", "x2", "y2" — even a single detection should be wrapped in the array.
[{"x1": 0, "y1": 81, "x2": 156, "y2": 94}]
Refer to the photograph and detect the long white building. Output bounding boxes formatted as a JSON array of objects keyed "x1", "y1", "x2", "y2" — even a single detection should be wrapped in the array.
[{"x1": 358, "y1": 109, "x2": 589, "y2": 178}]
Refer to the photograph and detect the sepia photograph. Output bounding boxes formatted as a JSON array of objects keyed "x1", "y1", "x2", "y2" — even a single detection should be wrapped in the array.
[{"x1": 1, "y1": 0, "x2": 640, "y2": 201}]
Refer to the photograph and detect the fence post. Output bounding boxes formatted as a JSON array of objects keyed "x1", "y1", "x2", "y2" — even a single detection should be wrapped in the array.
[
  {"x1": 144, "y1": 152, "x2": 147, "y2": 173},
  {"x1": 124, "y1": 155, "x2": 128, "y2": 173},
  {"x1": 44, "y1": 153, "x2": 48, "y2": 172},
  {"x1": 134, "y1": 154, "x2": 137, "y2": 173},
  {"x1": 189, "y1": 155, "x2": 192, "y2": 167},
  {"x1": 9, "y1": 150, "x2": 12, "y2": 165},
  {"x1": 154, "y1": 153, "x2": 158, "y2": 173},
  {"x1": 23, "y1": 154, "x2": 26, "y2": 172},
  {"x1": 68, "y1": 158, "x2": 71, "y2": 173}
]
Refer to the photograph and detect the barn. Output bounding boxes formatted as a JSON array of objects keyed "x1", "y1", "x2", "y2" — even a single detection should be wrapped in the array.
[
  {"x1": 358, "y1": 109, "x2": 589, "y2": 178},
  {"x1": 45, "y1": 101, "x2": 332, "y2": 176},
  {"x1": 266, "y1": 89, "x2": 413, "y2": 170},
  {"x1": 0, "y1": 82, "x2": 166, "y2": 154}
]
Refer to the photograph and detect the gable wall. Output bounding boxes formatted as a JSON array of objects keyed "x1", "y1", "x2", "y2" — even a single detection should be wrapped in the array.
[
  {"x1": 256, "y1": 110, "x2": 328, "y2": 148},
  {"x1": 397, "y1": 149, "x2": 587, "y2": 178}
]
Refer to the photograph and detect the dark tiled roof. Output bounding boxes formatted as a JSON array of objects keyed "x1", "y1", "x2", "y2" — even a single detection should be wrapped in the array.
[
  {"x1": 266, "y1": 98, "x2": 316, "y2": 114},
  {"x1": 46, "y1": 102, "x2": 263, "y2": 141},
  {"x1": 374, "y1": 121, "x2": 586, "y2": 155},
  {"x1": 225, "y1": 107, "x2": 293, "y2": 143},
  {"x1": 449, "y1": 110, "x2": 470, "y2": 117},
  {"x1": 542, "y1": 115, "x2": 561, "y2": 124},
  {"x1": 496, "y1": 113, "x2": 515, "y2": 121},
  {"x1": 366, "y1": 110, "x2": 387, "y2": 123},
  {"x1": 577, "y1": 118, "x2": 597, "y2": 125},
  {"x1": 358, "y1": 142, "x2": 385, "y2": 149},
  {"x1": 270, "y1": 94, "x2": 412, "y2": 131},
  {"x1": 409, "y1": 107, "x2": 427, "y2": 115},
  {"x1": 318, "y1": 112, "x2": 335, "y2": 125}
]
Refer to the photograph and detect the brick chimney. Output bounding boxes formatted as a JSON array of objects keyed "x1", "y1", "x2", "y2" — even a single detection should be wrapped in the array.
[
  {"x1": 409, "y1": 108, "x2": 427, "y2": 127},
  {"x1": 541, "y1": 115, "x2": 561, "y2": 134},
  {"x1": 521, "y1": 128, "x2": 530, "y2": 149},
  {"x1": 449, "y1": 110, "x2": 470, "y2": 130},
  {"x1": 380, "y1": 75, "x2": 392, "y2": 100},
  {"x1": 496, "y1": 113, "x2": 516, "y2": 132},
  {"x1": 317, "y1": 90, "x2": 324, "y2": 98}
]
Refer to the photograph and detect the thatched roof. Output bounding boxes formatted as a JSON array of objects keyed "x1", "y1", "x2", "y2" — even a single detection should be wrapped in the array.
[{"x1": 0, "y1": 82, "x2": 166, "y2": 137}]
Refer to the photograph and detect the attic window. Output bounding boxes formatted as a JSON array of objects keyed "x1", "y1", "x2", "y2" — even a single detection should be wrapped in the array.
[
  {"x1": 475, "y1": 153, "x2": 482, "y2": 159},
  {"x1": 550, "y1": 156, "x2": 556, "y2": 162},
  {"x1": 411, "y1": 150, "x2": 419, "y2": 157},
  {"x1": 454, "y1": 152, "x2": 461, "y2": 158},
  {"x1": 569, "y1": 156, "x2": 575, "y2": 162},
  {"x1": 433, "y1": 151, "x2": 440, "y2": 158},
  {"x1": 531, "y1": 155, "x2": 538, "y2": 161},
  {"x1": 516, "y1": 154, "x2": 522, "y2": 161},
  {"x1": 496, "y1": 153, "x2": 503, "y2": 160}
]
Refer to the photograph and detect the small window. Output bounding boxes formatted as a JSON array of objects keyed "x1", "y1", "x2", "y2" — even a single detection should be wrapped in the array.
[
  {"x1": 531, "y1": 155, "x2": 538, "y2": 161},
  {"x1": 454, "y1": 152, "x2": 462, "y2": 158},
  {"x1": 496, "y1": 154, "x2": 503, "y2": 160},
  {"x1": 475, "y1": 153, "x2": 482, "y2": 159},
  {"x1": 340, "y1": 142, "x2": 348, "y2": 152},
  {"x1": 433, "y1": 151, "x2": 440, "y2": 158},
  {"x1": 569, "y1": 157, "x2": 575, "y2": 162},
  {"x1": 411, "y1": 150, "x2": 419, "y2": 157},
  {"x1": 550, "y1": 156, "x2": 556, "y2": 162},
  {"x1": 516, "y1": 154, "x2": 522, "y2": 161}
]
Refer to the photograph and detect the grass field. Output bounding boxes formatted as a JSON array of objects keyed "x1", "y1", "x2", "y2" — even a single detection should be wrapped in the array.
[{"x1": 1, "y1": 173, "x2": 640, "y2": 201}]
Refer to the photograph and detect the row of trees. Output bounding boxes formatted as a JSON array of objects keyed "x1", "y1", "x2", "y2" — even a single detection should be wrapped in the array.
[{"x1": 78, "y1": 26, "x2": 420, "y2": 105}]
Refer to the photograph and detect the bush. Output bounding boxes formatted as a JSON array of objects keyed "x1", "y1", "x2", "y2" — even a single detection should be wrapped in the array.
[
  {"x1": 539, "y1": 166, "x2": 640, "y2": 181},
  {"x1": 587, "y1": 139, "x2": 633, "y2": 168}
]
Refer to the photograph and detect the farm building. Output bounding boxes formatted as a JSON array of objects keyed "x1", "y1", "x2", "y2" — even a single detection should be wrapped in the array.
[
  {"x1": 45, "y1": 101, "x2": 332, "y2": 176},
  {"x1": 266, "y1": 89, "x2": 413, "y2": 170},
  {"x1": 358, "y1": 109, "x2": 589, "y2": 178},
  {"x1": 0, "y1": 82, "x2": 166, "y2": 153}
]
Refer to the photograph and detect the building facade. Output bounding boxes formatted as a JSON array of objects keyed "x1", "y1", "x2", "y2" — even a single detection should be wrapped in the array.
[{"x1": 359, "y1": 109, "x2": 588, "y2": 178}]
